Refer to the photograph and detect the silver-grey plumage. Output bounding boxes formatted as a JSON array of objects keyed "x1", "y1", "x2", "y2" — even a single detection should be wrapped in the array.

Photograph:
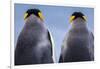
[
  {"x1": 59, "y1": 18, "x2": 94, "y2": 62},
  {"x1": 15, "y1": 15, "x2": 54, "y2": 65}
]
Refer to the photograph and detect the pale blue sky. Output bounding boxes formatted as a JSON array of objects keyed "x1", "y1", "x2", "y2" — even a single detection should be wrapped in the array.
[{"x1": 14, "y1": 4, "x2": 94, "y2": 62}]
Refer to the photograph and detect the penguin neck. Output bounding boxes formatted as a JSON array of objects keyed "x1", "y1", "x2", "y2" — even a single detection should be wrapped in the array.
[
  {"x1": 26, "y1": 15, "x2": 44, "y2": 28},
  {"x1": 26, "y1": 15, "x2": 43, "y2": 24},
  {"x1": 71, "y1": 18, "x2": 87, "y2": 29}
]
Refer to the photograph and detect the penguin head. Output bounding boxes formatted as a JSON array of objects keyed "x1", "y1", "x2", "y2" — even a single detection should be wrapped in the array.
[
  {"x1": 24, "y1": 8, "x2": 44, "y2": 21},
  {"x1": 70, "y1": 12, "x2": 86, "y2": 23}
]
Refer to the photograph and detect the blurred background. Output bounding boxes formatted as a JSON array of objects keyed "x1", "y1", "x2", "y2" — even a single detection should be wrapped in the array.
[{"x1": 14, "y1": 4, "x2": 94, "y2": 63}]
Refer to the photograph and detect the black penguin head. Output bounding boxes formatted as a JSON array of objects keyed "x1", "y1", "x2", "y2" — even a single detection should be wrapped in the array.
[
  {"x1": 70, "y1": 12, "x2": 86, "y2": 23},
  {"x1": 24, "y1": 8, "x2": 44, "y2": 21}
]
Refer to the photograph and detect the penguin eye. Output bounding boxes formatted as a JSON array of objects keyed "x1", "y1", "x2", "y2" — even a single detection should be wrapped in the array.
[
  {"x1": 24, "y1": 13, "x2": 28, "y2": 20},
  {"x1": 70, "y1": 16, "x2": 75, "y2": 23},
  {"x1": 38, "y1": 12, "x2": 44, "y2": 21},
  {"x1": 83, "y1": 16, "x2": 87, "y2": 21}
]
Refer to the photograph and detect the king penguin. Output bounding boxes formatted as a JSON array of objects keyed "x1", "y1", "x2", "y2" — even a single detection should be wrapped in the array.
[
  {"x1": 15, "y1": 9, "x2": 54, "y2": 65},
  {"x1": 59, "y1": 12, "x2": 94, "y2": 62}
]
